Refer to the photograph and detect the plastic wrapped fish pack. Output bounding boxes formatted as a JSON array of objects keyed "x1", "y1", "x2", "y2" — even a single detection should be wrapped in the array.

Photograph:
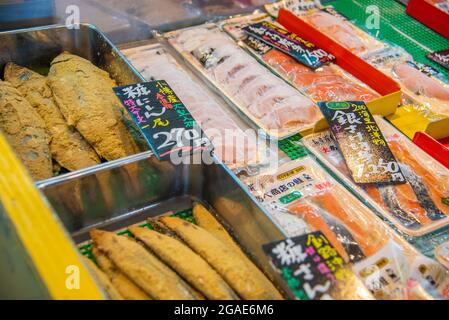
[
  {"x1": 165, "y1": 24, "x2": 321, "y2": 140},
  {"x1": 122, "y1": 43, "x2": 275, "y2": 174},
  {"x1": 243, "y1": 157, "x2": 449, "y2": 299},
  {"x1": 303, "y1": 116, "x2": 449, "y2": 238},
  {"x1": 265, "y1": 2, "x2": 386, "y2": 57},
  {"x1": 221, "y1": 14, "x2": 380, "y2": 103},
  {"x1": 365, "y1": 47, "x2": 449, "y2": 118}
]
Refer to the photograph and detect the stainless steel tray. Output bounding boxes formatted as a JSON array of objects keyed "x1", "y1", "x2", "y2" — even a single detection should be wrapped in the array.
[
  {"x1": 38, "y1": 153, "x2": 292, "y2": 298},
  {"x1": 0, "y1": 23, "x2": 149, "y2": 184}
]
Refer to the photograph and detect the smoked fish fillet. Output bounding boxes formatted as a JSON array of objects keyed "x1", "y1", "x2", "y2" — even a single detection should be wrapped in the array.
[
  {"x1": 48, "y1": 52, "x2": 139, "y2": 161},
  {"x1": 0, "y1": 80, "x2": 52, "y2": 180},
  {"x1": 4, "y1": 63, "x2": 100, "y2": 171},
  {"x1": 192, "y1": 203, "x2": 283, "y2": 299},
  {"x1": 129, "y1": 226, "x2": 238, "y2": 300},
  {"x1": 84, "y1": 257, "x2": 124, "y2": 300},
  {"x1": 90, "y1": 229, "x2": 196, "y2": 300},
  {"x1": 92, "y1": 247, "x2": 151, "y2": 300},
  {"x1": 159, "y1": 216, "x2": 282, "y2": 300}
]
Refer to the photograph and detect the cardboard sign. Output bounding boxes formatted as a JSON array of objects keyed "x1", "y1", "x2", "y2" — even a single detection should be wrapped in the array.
[
  {"x1": 242, "y1": 20, "x2": 334, "y2": 69},
  {"x1": 318, "y1": 101, "x2": 405, "y2": 184},
  {"x1": 263, "y1": 231, "x2": 350, "y2": 300},
  {"x1": 114, "y1": 81, "x2": 212, "y2": 161}
]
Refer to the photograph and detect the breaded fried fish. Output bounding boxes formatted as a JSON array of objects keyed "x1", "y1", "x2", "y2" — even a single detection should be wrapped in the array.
[
  {"x1": 129, "y1": 226, "x2": 238, "y2": 300},
  {"x1": 92, "y1": 247, "x2": 150, "y2": 300},
  {"x1": 90, "y1": 229, "x2": 196, "y2": 300},
  {"x1": 0, "y1": 80, "x2": 52, "y2": 179},
  {"x1": 48, "y1": 52, "x2": 140, "y2": 160},
  {"x1": 84, "y1": 257, "x2": 123, "y2": 300},
  {"x1": 4, "y1": 63, "x2": 100, "y2": 171},
  {"x1": 159, "y1": 216, "x2": 280, "y2": 300},
  {"x1": 193, "y1": 203, "x2": 283, "y2": 299}
]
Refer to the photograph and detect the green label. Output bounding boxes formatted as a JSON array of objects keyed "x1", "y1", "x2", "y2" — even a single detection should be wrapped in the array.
[
  {"x1": 442, "y1": 197, "x2": 449, "y2": 206},
  {"x1": 324, "y1": 101, "x2": 350, "y2": 110},
  {"x1": 279, "y1": 191, "x2": 302, "y2": 204}
]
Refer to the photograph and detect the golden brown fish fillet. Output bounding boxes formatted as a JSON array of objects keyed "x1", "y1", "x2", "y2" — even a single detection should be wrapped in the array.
[
  {"x1": 47, "y1": 52, "x2": 140, "y2": 160},
  {"x1": 193, "y1": 203, "x2": 283, "y2": 299},
  {"x1": 4, "y1": 63, "x2": 101, "y2": 171},
  {"x1": 84, "y1": 257, "x2": 123, "y2": 300},
  {"x1": 92, "y1": 247, "x2": 150, "y2": 300},
  {"x1": 159, "y1": 216, "x2": 280, "y2": 300},
  {"x1": 0, "y1": 80, "x2": 52, "y2": 180},
  {"x1": 90, "y1": 229, "x2": 196, "y2": 300},
  {"x1": 129, "y1": 226, "x2": 238, "y2": 300}
]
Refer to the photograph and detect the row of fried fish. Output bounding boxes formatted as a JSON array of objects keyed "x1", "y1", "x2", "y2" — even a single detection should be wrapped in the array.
[
  {"x1": 85, "y1": 203, "x2": 283, "y2": 300},
  {"x1": 0, "y1": 52, "x2": 141, "y2": 180}
]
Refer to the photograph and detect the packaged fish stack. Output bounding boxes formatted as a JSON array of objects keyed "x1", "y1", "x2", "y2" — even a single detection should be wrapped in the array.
[
  {"x1": 303, "y1": 117, "x2": 449, "y2": 248},
  {"x1": 365, "y1": 48, "x2": 449, "y2": 119},
  {"x1": 165, "y1": 24, "x2": 321, "y2": 140},
  {"x1": 122, "y1": 43, "x2": 274, "y2": 173},
  {"x1": 221, "y1": 13, "x2": 380, "y2": 104},
  {"x1": 244, "y1": 156, "x2": 449, "y2": 299}
]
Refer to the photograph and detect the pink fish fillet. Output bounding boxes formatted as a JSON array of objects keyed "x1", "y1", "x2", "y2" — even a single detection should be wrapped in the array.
[{"x1": 393, "y1": 63, "x2": 449, "y2": 101}]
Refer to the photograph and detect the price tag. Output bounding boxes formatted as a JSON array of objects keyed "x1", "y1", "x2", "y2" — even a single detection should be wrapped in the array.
[
  {"x1": 318, "y1": 101, "x2": 406, "y2": 184},
  {"x1": 242, "y1": 21, "x2": 335, "y2": 69},
  {"x1": 427, "y1": 48, "x2": 449, "y2": 71},
  {"x1": 263, "y1": 231, "x2": 351, "y2": 300},
  {"x1": 114, "y1": 81, "x2": 212, "y2": 161}
]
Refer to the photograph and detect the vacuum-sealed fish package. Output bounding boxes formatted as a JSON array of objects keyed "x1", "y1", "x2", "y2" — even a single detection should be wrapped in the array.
[
  {"x1": 244, "y1": 157, "x2": 449, "y2": 299},
  {"x1": 165, "y1": 24, "x2": 321, "y2": 140},
  {"x1": 303, "y1": 116, "x2": 449, "y2": 237},
  {"x1": 222, "y1": 14, "x2": 380, "y2": 103},
  {"x1": 435, "y1": 241, "x2": 449, "y2": 270},
  {"x1": 366, "y1": 48, "x2": 449, "y2": 118},
  {"x1": 265, "y1": 3, "x2": 386, "y2": 56},
  {"x1": 123, "y1": 43, "x2": 272, "y2": 173}
]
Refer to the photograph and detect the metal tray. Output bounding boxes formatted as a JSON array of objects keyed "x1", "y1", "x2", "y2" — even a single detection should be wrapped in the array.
[
  {"x1": 37, "y1": 152, "x2": 292, "y2": 299},
  {"x1": 0, "y1": 23, "x2": 149, "y2": 184}
]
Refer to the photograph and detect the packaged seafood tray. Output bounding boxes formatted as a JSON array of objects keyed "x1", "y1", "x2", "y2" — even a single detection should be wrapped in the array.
[
  {"x1": 406, "y1": 0, "x2": 449, "y2": 39},
  {"x1": 0, "y1": 24, "x2": 149, "y2": 183},
  {"x1": 302, "y1": 116, "x2": 449, "y2": 238},
  {"x1": 264, "y1": 2, "x2": 388, "y2": 57},
  {"x1": 413, "y1": 131, "x2": 449, "y2": 169},
  {"x1": 243, "y1": 155, "x2": 449, "y2": 299},
  {"x1": 164, "y1": 23, "x2": 321, "y2": 140},
  {"x1": 120, "y1": 42, "x2": 277, "y2": 175},
  {"x1": 272, "y1": 9, "x2": 402, "y2": 129},
  {"x1": 365, "y1": 47, "x2": 449, "y2": 140},
  {"x1": 36, "y1": 152, "x2": 292, "y2": 300},
  {"x1": 220, "y1": 13, "x2": 398, "y2": 125}
]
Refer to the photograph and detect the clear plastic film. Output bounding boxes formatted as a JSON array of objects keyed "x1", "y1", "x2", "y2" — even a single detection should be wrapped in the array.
[
  {"x1": 265, "y1": 2, "x2": 386, "y2": 57},
  {"x1": 121, "y1": 43, "x2": 274, "y2": 174},
  {"x1": 435, "y1": 241, "x2": 449, "y2": 269},
  {"x1": 243, "y1": 156, "x2": 449, "y2": 299},
  {"x1": 164, "y1": 24, "x2": 321, "y2": 140},
  {"x1": 303, "y1": 116, "x2": 449, "y2": 237},
  {"x1": 221, "y1": 13, "x2": 380, "y2": 104},
  {"x1": 365, "y1": 47, "x2": 449, "y2": 118}
]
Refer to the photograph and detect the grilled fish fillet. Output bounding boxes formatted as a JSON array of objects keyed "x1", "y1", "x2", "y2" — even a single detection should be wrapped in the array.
[
  {"x1": 4, "y1": 63, "x2": 100, "y2": 171},
  {"x1": 0, "y1": 80, "x2": 52, "y2": 180},
  {"x1": 159, "y1": 216, "x2": 281, "y2": 300},
  {"x1": 92, "y1": 247, "x2": 150, "y2": 300},
  {"x1": 48, "y1": 52, "x2": 139, "y2": 161},
  {"x1": 129, "y1": 226, "x2": 238, "y2": 300},
  {"x1": 90, "y1": 229, "x2": 196, "y2": 300},
  {"x1": 84, "y1": 257, "x2": 123, "y2": 300},
  {"x1": 193, "y1": 203, "x2": 283, "y2": 299}
]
